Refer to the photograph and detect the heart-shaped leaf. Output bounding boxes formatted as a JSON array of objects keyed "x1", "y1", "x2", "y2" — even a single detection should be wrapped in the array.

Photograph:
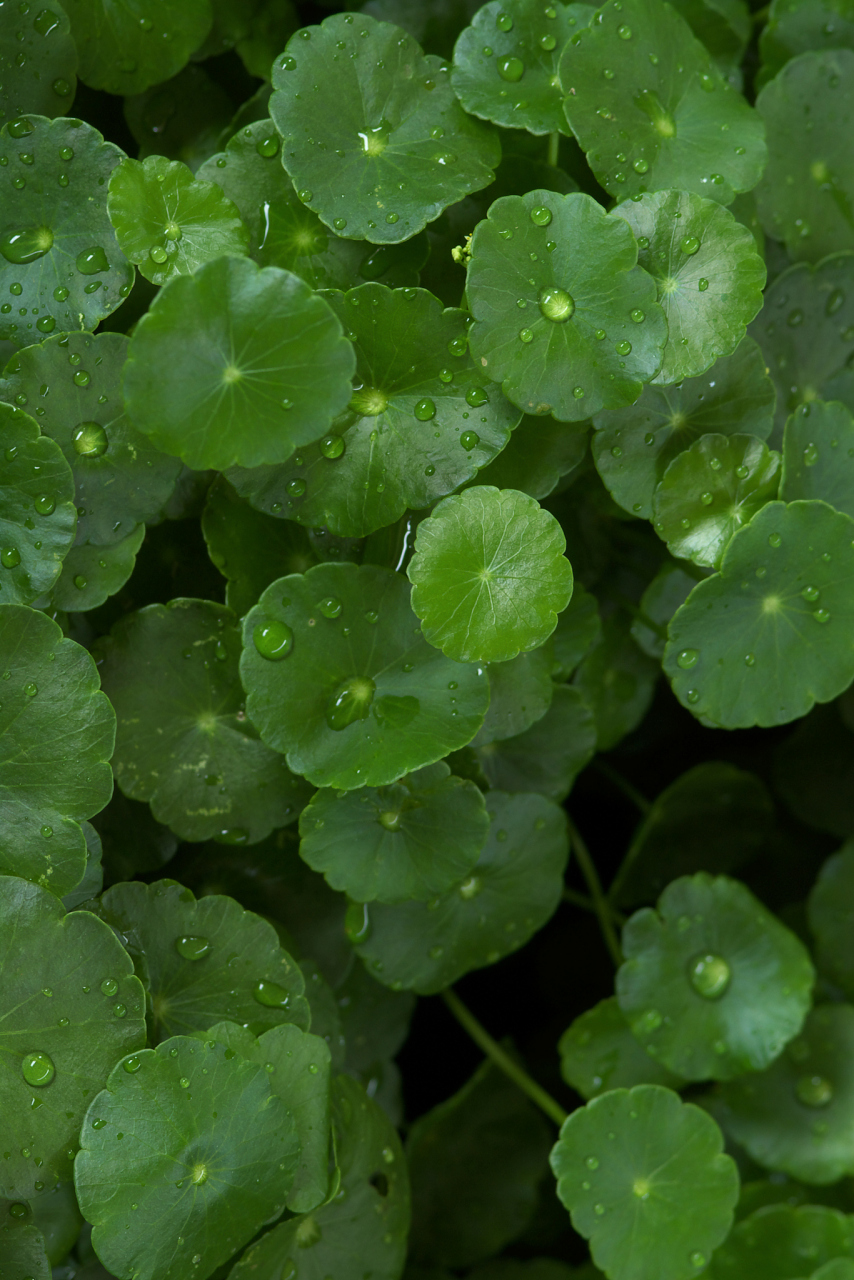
[
  {"x1": 299, "y1": 761, "x2": 488, "y2": 903},
  {"x1": 550, "y1": 1085, "x2": 739, "y2": 1280},
  {"x1": 0, "y1": 2, "x2": 77, "y2": 130},
  {"x1": 0, "y1": 606, "x2": 114, "y2": 896},
  {"x1": 559, "y1": 0, "x2": 766, "y2": 205},
  {"x1": 96, "y1": 878, "x2": 310, "y2": 1042},
  {"x1": 122, "y1": 255, "x2": 356, "y2": 471},
  {"x1": 592, "y1": 336, "x2": 775, "y2": 519},
  {"x1": 352, "y1": 790, "x2": 568, "y2": 993},
  {"x1": 270, "y1": 12, "x2": 500, "y2": 244},
  {"x1": 227, "y1": 284, "x2": 521, "y2": 538},
  {"x1": 466, "y1": 190, "x2": 667, "y2": 421},
  {"x1": 663, "y1": 500, "x2": 854, "y2": 727},
  {"x1": 0, "y1": 402, "x2": 75, "y2": 604},
  {"x1": 451, "y1": 0, "x2": 594, "y2": 135},
  {"x1": 0, "y1": 115, "x2": 133, "y2": 346},
  {"x1": 615, "y1": 190, "x2": 766, "y2": 384},
  {"x1": 653, "y1": 433, "x2": 781, "y2": 568},
  {"x1": 61, "y1": 0, "x2": 213, "y2": 96},
  {"x1": 107, "y1": 155, "x2": 249, "y2": 285},
  {"x1": 408, "y1": 486, "x2": 572, "y2": 663},
  {"x1": 241, "y1": 561, "x2": 489, "y2": 790},
  {"x1": 74, "y1": 1035, "x2": 299, "y2": 1280},
  {"x1": 98, "y1": 598, "x2": 311, "y2": 844},
  {"x1": 781, "y1": 399, "x2": 854, "y2": 516},
  {"x1": 617, "y1": 872, "x2": 815, "y2": 1079},
  {"x1": 559, "y1": 996, "x2": 686, "y2": 1100},
  {"x1": 0, "y1": 331, "x2": 182, "y2": 546},
  {"x1": 0, "y1": 876, "x2": 145, "y2": 1200}
]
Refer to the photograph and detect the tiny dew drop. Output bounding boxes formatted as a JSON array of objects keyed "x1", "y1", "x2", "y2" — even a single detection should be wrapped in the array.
[
  {"x1": 796, "y1": 1074, "x2": 834, "y2": 1108},
  {"x1": 100, "y1": 977, "x2": 118, "y2": 996},
  {"x1": 465, "y1": 386, "x2": 489, "y2": 407},
  {"x1": 123, "y1": 1056, "x2": 142, "y2": 1073},
  {"x1": 175, "y1": 935, "x2": 211, "y2": 961},
  {"x1": 253, "y1": 980, "x2": 291, "y2": 1009},
  {"x1": 34, "y1": 494, "x2": 56, "y2": 515},
  {"x1": 497, "y1": 11, "x2": 513, "y2": 30},
  {"x1": 318, "y1": 596, "x2": 342, "y2": 619},
  {"x1": 615, "y1": 339, "x2": 632, "y2": 355},
  {"x1": 698, "y1": 278, "x2": 709, "y2": 291},
  {"x1": 345, "y1": 900, "x2": 371, "y2": 943},
  {"x1": 256, "y1": 134, "x2": 280, "y2": 158},
  {"x1": 688, "y1": 953, "x2": 731, "y2": 1000},
  {"x1": 519, "y1": 327, "x2": 534, "y2": 343},
  {"x1": 802, "y1": 584, "x2": 820, "y2": 601},
  {"x1": 253, "y1": 620, "x2": 293, "y2": 661},
  {"x1": 1, "y1": 547, "x2": 21, "y2": 568},
  {"x1": 21, "y1": 1051, "x2": 55, "y2": 1087},
  {"x1": 149, "y1": 245, "x2": 168, "y2": 264}
]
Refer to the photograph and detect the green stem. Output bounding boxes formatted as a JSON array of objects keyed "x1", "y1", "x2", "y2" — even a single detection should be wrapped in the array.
[
  {"x1": 593, "y1": 758, "x2": 651, "y2": 815},
  {"x1": 547, "y1": 131, "x2": 560, "y2": 167},
  {"x1": 442, "y1": 988, "x2": 569, "y2": 1127},
  {"x1": 563, "y1": 886, "x2": 626, "y2": 926},
  {"x1": 566, "y1": 814, "x2": 624, "y2": 967}
]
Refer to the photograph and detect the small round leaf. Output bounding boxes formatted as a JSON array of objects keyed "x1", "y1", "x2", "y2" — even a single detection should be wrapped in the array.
[
  {"x1": 0, "y1": 2, "x2": 77, "y2": 130},
  {"x1": 61, "y1": 0, "x2": 213, "y2": 96},
  {"x1": 549, "y1": 1085, "x2": 739, "y2": 1280},
  {"x1": 49, "y1": 523, "x2": 145, "y2": 612},
  {"x1": 270, "y1": 13, "x2": 500, "y2": 244},
  {"x1": 616, "y1": 872, "x2": 815, "y2": 1080},
  {"x1": 559, "y1": 997, "x2": 686, "y2": 1101},
  {"x1": 408, "y1": 487, "x2": 572, "y2": 663},
  {"x1": 299, "y1": 761, "x2": 488, "y2": 904},
  {"x1": 781, "y1": 399, "x2": 854, "y2": 517},
  {"x1": 466, "y1": 190, "x2": 667, "y2": 422},
  {"x1": 241, "y1": 562, "x2": 489, "y2": 790},
  {"x1": 707, "y1": 1204, "x2": 854, "y2": 1280},
  {"x1": 122, "y1": 254, "x2": 356, "y2": 471}
]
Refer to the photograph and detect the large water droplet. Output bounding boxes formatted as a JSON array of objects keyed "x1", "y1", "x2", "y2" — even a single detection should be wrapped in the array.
[
  {"x1": 460, "y1": 430, "x2": 479, "y2": 450},
  {"x1": 0, "y1": 227, "x2": 53, "y2": 264},
  {"x1": 796, "y1": 1074, "x2": 833, "y2": 1108},
  {"x1": 175, "y1": 935, "x2": 211, "y2": 961},
  {"x1": 677, "y1": 648, "x2": 698, "y2": 669},
  {"x1": 497, "y1": 55, "x2": 524, "y2": 81},
  {"x1": 72, "y1": 422, "x2": 108, "y2": 457},
  {"x1": 325, "y1": 675, "x2": 376, "y2": 730},
  {"x1": 414, "y1": 398, "x2": 436, "y2": 421},
  {"x1": 253, "y1": 979, "x2": 290, "y2": 1009},
  {"x1": 688, "y1": 953, "x2": 731, "y2": 999},
  {"x1": 680, "y1": 235, "x2": 701, "y2": 256},
  {"x1": 76, "y1": 246, "x2": 109, "y2": 275},
  {"x1": 530, "y1": 205, "x2": 552, "y2": 226},
  {"x1": 318, "y1": 596, "x2": 342, "y2": 619},
  {"x1": 1, "y1": 547, "x2": 21, "y2": 569},
  {"x1": 538, "y1": 286, "x2": 575, "y2": 322},
  {"x1": 253, "y1": 620, "x2": 293, "y2": 661},
  {"x1": 21, "y1": 1050, "x2": 55, "y2": 1087}
]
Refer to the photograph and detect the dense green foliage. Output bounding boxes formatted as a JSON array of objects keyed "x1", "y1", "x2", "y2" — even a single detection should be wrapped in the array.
[{"x1": 3, "y1": 0, "x2": 854, "y2": 1278}]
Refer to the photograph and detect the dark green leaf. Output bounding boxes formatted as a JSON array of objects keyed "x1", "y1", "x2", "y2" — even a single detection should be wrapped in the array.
[
  {"x1": 758, "y1": 0, "x2": 854, "y2": 90},
  {"x1": 781, "y1": 399, "x2": 854, "y2": 516},
  {"x1": 559, "y1": 996, "x2": 686, "y2": 1100},
  {"x1": 551, "y1": 582, "x2": 602, "y2": 680},
  {"x1": 49, "y1": 524, "x2": 145, "y2": 612},
  {"x1": 234, "y1": 1, "x2": 299, "y2": 79},
  {"x1": 808, "y1": 840, "x2": 854, "y2": 996},
  {"x1": 0, "y1": 1201, "x2": 50, "y2": 1280},
  {"x1": 124, "y1": 64, "x2": 233, "y2": 172},
  {"x1": 774, "y1": 701, "x2": 854, "y2": 837},
  {"x1": 706, "y1": 1204, "x2": 854, "y2": 1280},
  {"x1": 62, "y1": 0, "x2": 212, "y2": 95},
  {"x1": 469, "y1": 415, "x2": 589, "y2": 501},
  {"x1": 475, "y1": 683, "x2": 597, "y2": 799},
  {"x1": 631, "y1": 561, "x2": 701, "y2": 659},
  {"x1": 573, "y1": 614, "x2": 659, "y2": 752},
  {"x1": 472, "y1": 642, "x2": 555, "y2": 746},
  {"x1": 0, "y1": 1, "x2": 77, "y2": 131}
]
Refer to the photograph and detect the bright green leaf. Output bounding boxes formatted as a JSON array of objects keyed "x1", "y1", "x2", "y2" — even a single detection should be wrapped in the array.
[
  {"x1": 122, "y1": 254, "x2": 356, "y2": 471},
  {"x1": 550, "y1": 1084, "x2": 739, "y2": 1280},
  {"x1": 0, "y1": 1, "x2": 77, "y2": 131},
  {"x1": 299, "y1": 761, "x2": 488, "y2": 903},
  {"x1": 107, "y1": 155, "x2": 249, "y2": 285},
  {"x1": 559, "y1": 996, "x2": 686, "y2": 1100},
  {"x1": 475, "y1": 683, "x2": 597, "y2": 799},
  {"x1": 781, "y1": 399, "x2": 854, "y2": 516},
  {"x1": 663, "y1": 500, "x2": 854, "y2": 727},
  {"x1": 617, "y1": 872, "x2": 815, "y2": 1079},
  {"x1": 408, "y1": 487, "x2": 572, "y2": 663},
  {"x1": 241, "y1": 561, "x2": 489, "y2": 789},
  {"x1": 270, "y1": 13, "x2": 501, "y2": 244},
  {"x1": 61, "y1": 0, "x2": 212, "y2": 96},
  {"x1": 466, "y1": 190, "x2": 667, "y2": 422},
  {"x1": 0, "y1": 876, "x2": 145, "y2": 1200},
  {"x1": 353, "y1": 790, "x2": 568, "y2": 993}
]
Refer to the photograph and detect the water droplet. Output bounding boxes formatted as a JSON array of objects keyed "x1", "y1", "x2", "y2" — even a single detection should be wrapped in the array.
[
  {"x1": 688, "y1": 953, "x2": 731, "y2": 999},
  {"x1": 530, "y1": 205, "x2": 552, "y2": 226},
  {"x1": 100, "y1": 977, "x2": 118, "y2": 997},
  {"x1": 175, "y1": 935, "x2": 211, "y2": 961},
  {"x1": 318, "y1": 596, "x2": 342, "y2": 619},
  {"x1": 319, "y1": 433, "x2": 345, "y2": 459},
  {"x1": 149, "y1": 244, "x2": 168, "y2": 264},
  {"x1": 123, "y1": 1056, "x2": 142, "y2": 1073},
  {"x1": 744, "y1": 652, "x2": 755, "y2": 667},
  {"x1": 497, "y1": 54, "x2": 524, "y2": 81},
  {"x1": 256, "y1": 133, "x2": 280, "y2": 158},
  {"x1": 594, "y1": 1203, "x2": 606, "y2": 1216},
  {"x1": 76, "y1": 246, "x2": 109, "y2": 275},
  {"x1": 414, "y1": 398, "x2": 436, "y2": 420},
  {"x1": 326, "y1": 675, "x2": 376, "y2": 730},
  {"x1": 253, "y1": 620, "x2": 293, "y2": 661},
  {"x1": 814, "y1": 607, "x2": 831, "y2": 623},
  {"x1": 21, "y1": 1051, "x2": 55, "y2": 1087},
  {"x1": 618, "y1": 22, "x2": 632, "y2": 36},
  {"x1": 1, "y1": 547, "x2": 21, "y2": 569},
  {"x1": 769, "y1": 532, "x2": 782, "y2": 547},
  {"x1": 698, "y1": 277, "x2": 709, "y2": 292},
  {"x1": 497, "y1": 10, "x2": 513, "y2": 29},
  {"x1": 677, "y1": 649, "x2": 698, "y2": 669},
  {"x1": 286, "y1": 478, "x2": 306, "y2": 497},
  {"x1": 801, "y1": 584, "x2": 820, "y2": 601},
  {"x1": 538, "y1": 286, "x2": 574, "y2": 322},
  {"x1": 690, "y1": 1253, "x2": 706, "y2": 1269},
  {"x1": 680, "y1": 235, "x2": 701, "y2": 255},
  {"x1": 519, "y1": 327, "x2": 534, "y2": 343},
  {"x1": 803, "y1": 442, "x2": 819, "y2": 466},
  {"x1": 0, "y1": 226, "x2": 53, "y2": 265},
  {"x1": 460, "y1": 430, "x2": 479, "y2": 450},
  {"x1": 34, "y1": 494, "x2": 55, "y2": 515},
  {"x1": 700, "y1": 491, "x2": 713, "y2": 506},
  {"x1": 253, "y1": 979, "x2": 290, "y2": 1009},
  {"x1": 615, "y1": 339, "x2": 632, "y2": 355}
]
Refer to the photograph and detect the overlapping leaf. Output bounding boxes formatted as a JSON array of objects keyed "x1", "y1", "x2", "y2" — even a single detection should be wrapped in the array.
[
  {"x1": 0, "y1": 1, "x2": 77, "y2": 129},
  {"x1": 781, "y1": 400, "x2": 854, "y2": 516},
  {"x1": 559, "y1": 997, "x2": 686, "y2": 1100},
  {"x1": 62, "y1": 0, "x2": 212, "y2": 96},
  {"x1": 474, "y1": 684, "x2": 596, "y2": 799}
]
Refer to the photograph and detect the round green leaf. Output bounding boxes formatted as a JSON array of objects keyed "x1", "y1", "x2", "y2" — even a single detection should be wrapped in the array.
[
  {"x1": 758, "y1": 0, "x2": 854, "y2": 89},
  {"x1": 0, "y1": 115, "x2": 133, "y2": 346},
  {"x1": 299, "y1": 761, "x2": 488, "y2": 903},
  {"x1": 663, "y1": 500, "x2": 854, "y2": 727},
  {"x1": 551, "y1": 582, "x2": 602, "y2": 680},
  {"x1": 202, "y1": 476, "x2": 317, "y2": 617},
  {"x1": 0, "y1": 331, "x2": 183, "y2": 547},
  {"x1": 559, "y1": 996, "x2": 686, "y2": 1101},
  {"x1": 808, "y1": 840, "x2": 854, "y2": 996},
  {"x1": 48, "y1": 523, "x2": 145, "y2": 612},
  {"x1": 408, "y1": 487, "x2": 572, "y2": 663},
  {"x1": 0, "y1": 606, "x2": 114, "y2": 895},
  {"x1": 550, "y1": 1085, "x2": 739, "y2": 1280},
  {"x1": 62, "y1": 820, "x2": 104, "y2": 911},
  {"x1": 472, "y1": 643, "x2": 554, "y2": 746},
  {"x1": 61, "y1": 0, "x2": 213, "y2": 96},
  {"x1": 74, "y1": 1035, "x2": 298, "y2": 1280},
  {"x1": 107, "y1": 155, "x2": 249, "y2": 285},
  {"x1": 469, "y1": 414, "x2": 589, "y2": 501},
  {"x1": 474, "y1": 683, "x2": 597, "y2": 800},
  {"x1": 353, "y1": 790, "x2": 568, "y2": 994},
  {"x1": 775, "y1": 703, "x2": 854, "y2": 839},
  {"x1": 717, "y1": 1004, "x2": 854, "y2": 1185},
  {"x1": 592, "y1": 336, "x2": 775, "y2": 519},
  {"x1": 270, "y1": 13, "x2": 500, "y2": 245},
  {"x1": 756, "y1": 51, "x2": 854, "y2": 264},
  {"x1": 631, "y1": 561, "x2": 702, "y2": 660},
  {"x1": 228, "y1": 1074, "x2": 409, "y2": 1280},
  {"x1": 670, "y1": 0, "x2": 751, "y2": 76},
  {"x1": 616, "y1": 872, "x2": 815, "y2": 1080},
  {"x1": 466, "y1": 190, "x2": 667, "y2": 422},
  {"x1": 0, "y1": 876, "x2": 146, "y2": 1200},
  {"x1": 97, "y1": 878, "x2": 309, "y2": 1042},
  {"x1": 610, "y1": 762, "x2": 775, "y2": 908},
  {"x1": 653, "y1": 433, "x2": 781, "y2": 569},
  {"x1": 98, "y1": 599, "x2": 310, "y2": 844},
  {"x1": 198, "y1": 120, "x2": 429, "y2": 290},
  {"x1": 227, "y1": 284, "x2": 521, "y2": 539},
  {"x1": 235, "y1": 1, "x2": 299, "y2": 78},
  {"x1": 0, "y1": 2, "x2": 77, "y2": 131},
  {"x1": 451, "y1": 0, "x2": 593, "y2": 136},
  {"x1": 749, "y1": 253, "x2": 854, "y2": 443},
  {"x1": 781, "y1": 400, "x2": 854, "y2": 516},
  {"x1": 809, "y1": 1263, "x2": 854, "y2": 1280},
  {"x1": 122, "y1": 254, "x2": 356, "y2": 471},
  {"x1": 707, "y1": 1204, "x2": 854, "y2": 1280},
  {"x1": 195, "y1": 1019, "x2": 332, "y2": 1215},
  {"x1": 123, "y1": 63, "x2": 232, "y2": 172},
  {"x1": 407, "y1": 1059, "x2": 552, "y2": 1269},
  {"x1": 0, "y1": 1203, "x2": 49, "y2": 1280},
  {"x1": 0, "y1": 402, "x2": 75, "y2": 604},
  {"x1": 572, "y1": 614, "x2": 659, "y2": 752},
  {"x1": 241, "y1": 561, "x2": 489, "y2": 790},
  {"x1": 559, "y1": 0, "x2": 766, "y2": 205},
  {"x1": 615, "y1": 191, "x2": 766, "y2": 385}
]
